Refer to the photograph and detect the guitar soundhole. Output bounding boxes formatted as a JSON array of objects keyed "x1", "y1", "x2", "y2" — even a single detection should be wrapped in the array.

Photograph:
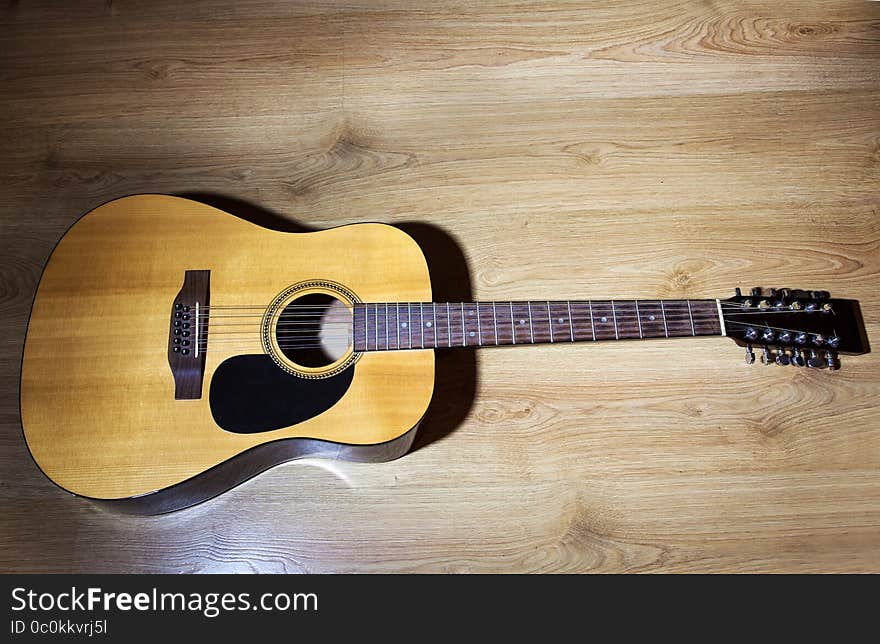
[{"x1": 276, "y1": 293, "x2": 352, "y2": 368}]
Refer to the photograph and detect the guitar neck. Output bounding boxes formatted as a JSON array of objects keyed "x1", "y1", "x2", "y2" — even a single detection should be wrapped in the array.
[{"x1": 353, "y1": 300, "x2": 724, "y2": 352}]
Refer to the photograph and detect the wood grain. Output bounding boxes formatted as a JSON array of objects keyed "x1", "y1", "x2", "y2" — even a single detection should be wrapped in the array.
[{"x1": 1, "y1": 0, "x2": 879, "y2": 572}]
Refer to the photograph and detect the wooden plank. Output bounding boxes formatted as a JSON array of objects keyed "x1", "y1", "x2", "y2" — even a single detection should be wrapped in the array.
[{"x1": 0, "y1": 0, "x2": 878, "y2": 572}]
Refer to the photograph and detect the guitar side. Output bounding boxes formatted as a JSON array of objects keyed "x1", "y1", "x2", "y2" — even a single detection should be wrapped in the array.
[{"x1": 20, "y1": 195, "x2": 435, "y2": 512}]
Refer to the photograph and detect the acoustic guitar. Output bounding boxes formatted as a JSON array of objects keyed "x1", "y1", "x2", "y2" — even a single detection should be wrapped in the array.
[{"x1": 21, "y1": 195, "x2": 870, "y2": 513}]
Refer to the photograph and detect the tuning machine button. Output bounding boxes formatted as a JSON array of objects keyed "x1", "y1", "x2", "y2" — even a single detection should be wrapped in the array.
[
  {"x1": 751, "y1": 287, "x2": 762, "y2": 296},
  {"x1": 807, "y1": 350, "x2": 825, "y2": 369},
  {"x1": 825, "y1": 351, "x2": 839, "y2": 370},
  {"x1": 775, "y1": 349, "x2": 791, "y2": 366},
  {"x1": 745, "y1": 345, "x2": 755, "y2": 364},
  {"x1": 761, "y1": 346, "x2": 773, "y2": 365},
  {"x1": 792, "y1": 350, "x2": 806, "y2": 367}
]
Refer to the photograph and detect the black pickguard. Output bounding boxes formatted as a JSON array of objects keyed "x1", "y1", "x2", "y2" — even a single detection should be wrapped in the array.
[{"x1": 209, "y1": 355, "x2": 354, "y2": 433}]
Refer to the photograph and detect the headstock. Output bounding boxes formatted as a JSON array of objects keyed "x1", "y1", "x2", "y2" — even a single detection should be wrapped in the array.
[{"x1": 722, "y1": 287, "x2": 869, "y2": 370}]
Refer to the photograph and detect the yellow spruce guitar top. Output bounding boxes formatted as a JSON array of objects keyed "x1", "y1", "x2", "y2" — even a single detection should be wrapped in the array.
[{"x1": 21, "y1": 195, "x2": 869, "y2": 513}]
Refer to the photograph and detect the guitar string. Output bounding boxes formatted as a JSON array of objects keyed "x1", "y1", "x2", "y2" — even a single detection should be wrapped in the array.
[
  {"x1": 195, "y1": 302, "x2": 789, "y2": 315},
  {"x1": 191, "y1": 319, "x2": 822, "y2": 350},
  {"x1": 193, "y1": 312, "x2": 825, "y2": 336},
  {"x1": 203, "y1": 310, "x2": 822, "y2": 331},
  {"x1": 193, "y1": 300, "x2": 800, "y2": 309},
  {"x1": 200, "y1": 318, "x2": 751, "y2": 340},
  {"x1": 177, "y1": 303, "x2": 830, "y2": 349},
  {"x1": 197, "y1": 317, "x2": 724, "y2": 343},
  {"x1": 199, "y1": 311, "x2": 827, "y2": 337}
]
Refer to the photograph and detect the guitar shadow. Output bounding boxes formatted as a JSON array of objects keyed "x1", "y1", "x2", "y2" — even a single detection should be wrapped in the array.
[{"x1": 178, "y1": 193, "x2": 477, "y2": 453}]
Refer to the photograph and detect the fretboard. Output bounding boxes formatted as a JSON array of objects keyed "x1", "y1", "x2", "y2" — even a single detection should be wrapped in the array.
[{"x1": 353, "y1": 300, "x2": 722, "y2": 351}]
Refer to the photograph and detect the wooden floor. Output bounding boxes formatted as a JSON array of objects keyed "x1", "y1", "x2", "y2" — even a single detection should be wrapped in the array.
[{"x1": 2, "y1": 1, "x2": 879, "y2": 573}]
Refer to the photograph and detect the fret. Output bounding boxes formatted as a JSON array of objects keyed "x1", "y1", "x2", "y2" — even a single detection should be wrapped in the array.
[
  {"x1": 375, "y1": 303, "x2": 381, "y2": 350},
  {"x1": 375, "y1": 303, "x2": 383, "y2": 351},
  {"x1": 548, "y1": 301, "x2": 574, "y2": 342},
  {"x1": 588, "y1": 300, "x2": 596, "y2": 341},
  {"x1": 569, "y1": 301, "x2": 592, "y2": 341},
  {"x1": 406, "y1": 303, "x2": 413, "y2": 349},
  {"x1": 389, "y1": 302, "x2": 398, "y2": 350},
  {"x1": 610, "y1": 300, "x2": 619, "y2": 340},
  {"x1": 509, "y1": 302, "x2": 516, "y2": 344},
  {"x1": 492, "y1": 302, "x2": 499, "y2": 345},
  {"x1": 660, "y1": 300, "x2": 669, "y2": 337},
  {"x1": 383, "y1": 303, "x2": 389, "y2": 350},
  {"x1": 460, "y1": 302, "x2": 466, "y2": 347},
  {"x1": 689, "y1": 300, "x2": 723, "y2": 336},
  {"x1": 612, "y1": 300, "x2": 641, "y2": 340},
  {"x1": 637, "y1": 301, "x2": 665, "y2": 339},
  {"x1": 364, "y1": 303, "x2": 370, "y2": 351},
  {"x1": 430, "y1": 303, "x2": 438, "y2": 348},
  {"x1": 494, "y1": 301, "x2": 511, "y2": 344},
  {"x1": 527, "y1": 302, "x2": 535, "y2": 343},
  {"x1": 446, "y1": 302, "x2": 452, "y2": 347},
  {"x1": 590, "y1": 301, "x2": 616, "y2": 341},
  {"x1": 476, "y1": 303, "x2": 482, "y2": 346},
  {"x1": 353, "y1": 305, "x2": 362, "y2": 351},
  {"x1": 662, "y1": 300, "x2": 695, "y2": 338},
  {"x1": 511, "y1": 302, "x2": 529, "y2": 344},
  {"x1": 634, "y1": 300, "x2": 643, "y2": 338},
  {"x1": 465, "y1": 303, "x2": 479, "y2": 346},
  {"x1": 687, "y1": 299, "x2": 696, "y2": 336},
  {"x1": 530, "y1": 302, "x2": 551, "y2": 343},
  {"x1": 546, "y1": 301, "x2": 554, "y2": 343}
]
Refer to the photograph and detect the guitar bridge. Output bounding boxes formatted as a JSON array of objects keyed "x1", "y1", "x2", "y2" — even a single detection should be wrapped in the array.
[{"x1": 167, "y1": 270, "x2": 210, "y2": 399}]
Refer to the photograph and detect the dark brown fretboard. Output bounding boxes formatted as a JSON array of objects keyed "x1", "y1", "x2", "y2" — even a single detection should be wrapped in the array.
[{"x1": 353, "y1": 300, "x2": 722, "y2": 351}]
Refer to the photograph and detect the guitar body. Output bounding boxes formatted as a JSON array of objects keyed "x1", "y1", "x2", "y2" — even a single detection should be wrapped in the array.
[{"x1": 21, "y1": 195, "x2": 435, "y2": 513}]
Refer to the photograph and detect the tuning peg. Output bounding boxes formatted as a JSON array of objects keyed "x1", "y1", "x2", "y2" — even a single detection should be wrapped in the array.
[
  {"x1": 825, "y1": 351, "x2": 839, "y2": 370},
  {"x1": 745, "y1": 345, "x2": 755, "y2": 364},
  {"x1": 807, "y1": 350, "x2": 825, "y2": 369},
  {"x1": 792, "y1": 350, "x2": 806, "y2": 367},
  {"x1": 775, "y1": 349, "x2": 791, "y2": 366},
  {"x1": 751, "y1": 287, "x2": 762, "y2": 297},
  {"x1": 811, "y1": 290, "x2": 830, "y2": 299},
  {"x1": 761, "y1": 345, "x2": 772, "y2": 365},
  {"x1": 807, "y1": 351, "x2": 825, "y2": 369}
]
